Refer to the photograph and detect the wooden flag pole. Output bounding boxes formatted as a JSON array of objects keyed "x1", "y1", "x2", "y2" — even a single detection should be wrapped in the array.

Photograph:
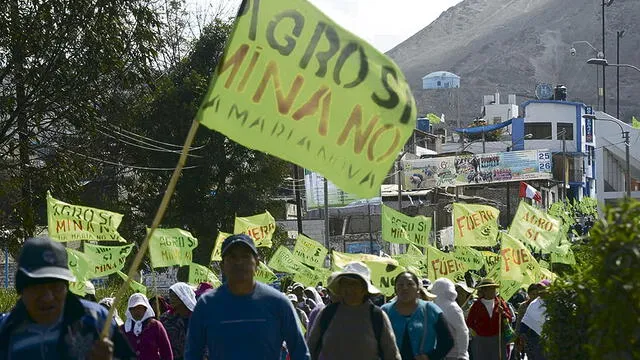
[{"x1": 100, "y1": 119, "x2": 200, "y2": 338}]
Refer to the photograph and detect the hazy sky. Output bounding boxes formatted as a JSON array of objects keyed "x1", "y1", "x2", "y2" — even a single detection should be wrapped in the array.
[{"x1": 190, "y1": 0, "x2": 463, "y2": 52}]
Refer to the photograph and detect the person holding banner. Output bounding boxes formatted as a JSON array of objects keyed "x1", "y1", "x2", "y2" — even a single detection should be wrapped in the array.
[
  {"x1": 185, "y1": 234, "x2": 309, "y2": 360},
  {"x1": 465, "y1": 279, "x2": 513, "y2": 360},
  {"x1": 307, "y1": 262, "x2": 400, "y2": 360},
  {"x1": 122, "y1": 293, "x2": 173, "y2": 360},
  {"x1": 382, "y1": 272, "x2": 454, "y2": 360},
  {"x1": 161, "y1": 282, "x2": 197, "y2": 360},
  {"x1": 0, "y1": 237, "x2": 135, "y2": 360}
]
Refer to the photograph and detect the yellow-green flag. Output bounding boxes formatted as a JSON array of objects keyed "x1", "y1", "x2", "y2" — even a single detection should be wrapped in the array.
[
  {"x1": 46, "y1": 192, "x2": 126, "y2": 242},
  {"x1": 425, "y1": 245, "x2": 467, "y2": 283},
  {"x1": 188, "y1": 263, "x2": 221, "y2": 287},
  {"x1": 393, "y1": 254, "x2": 428, "y2": 277},
  {"x1": 293, "y1": 234, "x2": 328, "y2": 268},
  {"x1": 406, "y1": 244, "x2": 424, "y2": 256},
  {"x1": 148, "y1": 228, "x2": 198, "y2": 268},
  {"x1": 116, "y1": 271, "x2": 147, "y2": 295},
  {"x1": 234, "y1": 211, "x2": 276, "y2": 248},
  {"x1": 453, "y1": 246, "x2": 485, "y2": 271},
  {"x1": 69, "y1": 281, "x2": 89, "y2": 296},
  {"x1": 293, "y1": 266, "x2": 328, "y2": 288},
  {"x1": 67, "y1": 248, "x2": 91, "y2": 281},
  {"x1": 453, "y1": 203, "x2": 499, "y2": 247},
  {"x1": 268, "y1": 246, "x2": 304, "y2": 273},
  {"x1": 632, "y1": 116, "x2": 640, "y2": 129},
  {"x1": 381, "y1": 205, "x2": 432, "y2": 247},
  {"x1": 551, "y1": 245, "x2": 576, "y2": 265},
  {"x1": 196, "y1": 0, "x2": 417, "y2": 198},
  {"x1": 255, "y1": 261, "x2": 278, "y2": 284},
  {"x1": 331, "y1": 250, "x2": 398, "y2": 270},
  {"x1": 499, "y1": 233, "x2": 542, "y2": 283},
  {"x1": 211, "y1": 231, "x2": 232, "y2": 261},
  {"x1": 484, "y1": 251, "x2": 522, "y2": 302},
  {"x1": 365, "y1": 261, "x2": 406, "y2": 297},
  {"x1": 84, "y1": 243, "x2": 134, "y2": 278},
  {"x1": 509, "y1": 201, "x2": 561, "y2": 253}
]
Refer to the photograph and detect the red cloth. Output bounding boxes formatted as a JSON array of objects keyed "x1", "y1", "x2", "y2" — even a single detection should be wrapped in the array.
[
  {"x1": 466, "y1": 297, "x2": 513, "y2": 337},
  {"x1": 519, "y1": 182, "x2": 542, "y2": 202},
  {"x1": 121, "y1": 318, "x2": 174, "y2": 360}
]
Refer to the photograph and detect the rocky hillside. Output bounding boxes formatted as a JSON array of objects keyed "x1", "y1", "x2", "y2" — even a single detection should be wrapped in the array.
[{"x1": 387, "y1": 0, "x2": 640, "y2": 126}]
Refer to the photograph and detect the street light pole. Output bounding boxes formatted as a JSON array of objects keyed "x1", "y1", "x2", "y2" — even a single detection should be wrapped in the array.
[{"x1": 616, "y1": 30, "x2": 625, "y2": 119}]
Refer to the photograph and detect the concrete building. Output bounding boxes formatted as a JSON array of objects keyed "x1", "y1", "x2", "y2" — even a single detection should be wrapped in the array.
[
  {"x1": 482, "y1": 92, "x2": 518, "y2": 124},
  {"x1": 422, "y1": 71, "x2": 460, "y2": 89}
]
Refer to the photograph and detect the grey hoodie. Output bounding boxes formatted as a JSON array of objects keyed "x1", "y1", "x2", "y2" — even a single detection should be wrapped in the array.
[{"x1": 431, "y1": 278, "x2": 470, "y2": 360}]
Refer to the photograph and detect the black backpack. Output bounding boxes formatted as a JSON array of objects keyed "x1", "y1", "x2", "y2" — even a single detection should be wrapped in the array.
[{"x1": 314, "y1": 302, "x2": 384, "y2": 358}]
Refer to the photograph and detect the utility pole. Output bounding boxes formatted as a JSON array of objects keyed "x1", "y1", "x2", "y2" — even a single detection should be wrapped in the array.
[
  {"x1": 616, "y1": 30, "x2": 625, "y2": 119},
  {"x1": 624, "y1": 131, "x2": 631, "y2": 197},
  {"x1": 323, "y1": 176, "x2": 330, "y2": 249},
  {"x1": 602, "y1": 0, "x2": 607, "y2": 112},
  {"x1": 562, "y1": 130, "x2": 568, "y2": 201},
  {"x1": 292, "y1": 165, "x2": 303, "y2": 234}
]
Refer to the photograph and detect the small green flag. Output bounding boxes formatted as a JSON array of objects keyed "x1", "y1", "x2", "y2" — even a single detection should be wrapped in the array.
[
  {"x1": 116, "y1": 271, "x2": 147, "y2": 295},
  {"x1": 148, "y1": 228, "x2": 198, "y2": 268},
  {"x1": 453, "y1": 203, "x2": 499, "y2": 247},
  {"x1": 211, "y1": 231, "x2": 231, "y2": 261},
  {"x1": 255, "y1": 261, "x2": 278, "y2": 284},
  {"x1": 188, "y1": 263, "x2": 221, "y2": 287},
  {"x1": 268, "y1": 246, "x2": 304, "y2": 273},
  {"x1": 508, "y1": 201, "x2": 561, "y2": 253},
  {"x1": 632, "y1": 116, "x2": 640, "y2": 129},
  {"x1": 425, "y1": 245, "x2": 467, "y2": 283},
  {"x1": 425, "y1": 113, "x2": 441, "y2": 124},
  {"x1": 47, "y1": 192, "x2": 126, "y2": 242},
  {"x1": 381, "y1": 205, "x2": 432, "y2": 247},
  {"x1": 499, "y1": 233, "x2": 543, "y2": 283},
  {"x1": 365, "y1": 261, "x2": 406, "y2": 296},
  {"x1": 453, "y1": 246, "x2": 485, "y2": 271},
  {"x1": 84, "y1": 243, "x2": 134, "y2": 278},
  {"x1": 292, "y1": 234, "x2": 328, "y2": 269},
  {"x1": 551, "y1": 244, "x2": 576, "y2": 265},
  {"x1": 234, "y1": 211, "x2": 276, "y2": 248},
  {"x1": 66, "y1": 248, "x2": 91, "y2": 281}
]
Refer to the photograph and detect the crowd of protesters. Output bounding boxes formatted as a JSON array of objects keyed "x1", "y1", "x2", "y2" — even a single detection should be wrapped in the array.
[{"x1": 0, "y1": 235, "x2": 550, "y2": 360}]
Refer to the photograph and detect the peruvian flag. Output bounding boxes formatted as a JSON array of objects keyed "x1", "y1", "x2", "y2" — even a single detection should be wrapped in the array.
[{"x1": 519, "y1": 182, "x2": 542, "y2": 202}]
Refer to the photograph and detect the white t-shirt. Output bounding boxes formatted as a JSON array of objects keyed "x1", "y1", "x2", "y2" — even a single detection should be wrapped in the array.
[{"x1": 480, "y1": 298, "x2": 494, "y2": 318}]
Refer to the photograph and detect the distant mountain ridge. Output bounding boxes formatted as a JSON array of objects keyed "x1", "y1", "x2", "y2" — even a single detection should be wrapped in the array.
[{"x1": 386, "y1": 0, "x2": 640, "y2": 126}]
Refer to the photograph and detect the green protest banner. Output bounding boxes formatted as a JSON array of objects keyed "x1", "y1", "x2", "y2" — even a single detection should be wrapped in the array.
[
  {"x1": 196, "y1": 0, "x2": 417, "y2": 199},
  {"x1": 84, "y1": 243, "x2": 134, "y2": 278},
  {"x1": 551, "y1": 245, "x2": 576, "y2": 265},
  {"x1": 381, "y1": 205, "x2": 432, "y2": 247},
  {"x1": 47, "y1": 192, "x2": 126, "y2": 242},
  {"x1": 116, "y1": 271, "x2": 147, "y2": 295},
  {"x1": 148, "y1": 228, "x2": 198, "y2": 268},
  {"x1": 211, "y1": 231, "x2": 231, "y2": 261},
  {"x1": 393, "y1": 254, "x2": 428, "y2": 277},
  {"x1": 69, "y1": 281, "x2": 88, "y2": 297},
  {"x1": 539, "y1": 260, "x2": 550, "y2": 270},
  {"x1": 268, "y1": 246, "x2": 303, "y2": 273},
  {"x1": 425, "y1": 245, "x2": 467, "y2": 283},
  {"x1": 453, "y1": 203, "x2": 499, "y2": 246},
  {"x1": 234, "y1": 211, "x2": 276, "y2": 248},
  {"x1": 499, "y1": 233, "x2": 543, "y2": 283},
  {"x1": 67, "y1": 248, "x2": 91, "y2": 281},
  {"x1": 365, "y1": 261, "x2": 406, "y2": 297},
  {"x1": 255, "y1": 261, "x2": 278, "y2": 284},
  {"x1": 406, "y1": 244, "x2": 424, "y2": 256},
  {"x1": 331, "y1": 250, "x2": 398, "y2": 270},
  {"x1": 482, "y1": 251, "x2": 501, "y2": 272},
  {"x1": 453, "y1": 246, "x2": 485, "y2": 271},
  {"x1": 293, "y1": 265, "x2": 326, "y2": 288},
  {"x1": 483, "y1": 252, "x2": 522, "y2": 302},
  {"x1": 188, "y1": 263, "x2": 221, "y2": 287},
  {"x1": 508, "y1": 201, "x2": 561, "y2": 253},
  {"x1": 293, "y1": 234, "x2": 328, "y2": 268}
]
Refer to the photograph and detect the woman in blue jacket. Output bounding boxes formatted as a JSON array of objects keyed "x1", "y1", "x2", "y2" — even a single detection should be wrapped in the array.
[{"x1": 382, "y1": 272, "x2": 454, "y2": 360}]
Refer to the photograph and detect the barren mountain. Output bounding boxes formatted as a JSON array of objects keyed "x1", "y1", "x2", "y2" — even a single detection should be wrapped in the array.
[{"x1": 387, "y1": 0, "x2": 640, "y2": 126}]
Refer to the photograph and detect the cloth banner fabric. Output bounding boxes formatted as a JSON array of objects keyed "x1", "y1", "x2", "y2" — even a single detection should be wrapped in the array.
[
  {"x1": 83, "y1": 243, "x2": 134, "y2": 278},
  {"x1": 331, "y1": 250, "x2": 398, "y2": 270},
  {"x1": 47, "y1": 192, "x2": 126, "y2": 242},
  {"x1": 196, "y1": 0, "x2": 417, "y2": 198},
  {"x1": 292, "y1": 234, "x2": 328, "y2": 268},
  {"x1": 211, "y1": 231, "x2": 232, "y2": 261},
  {"x1": 234, "y1": 211, "x2": 276, "y2": 248},
  {"x1": 188, "y1": 263, "x2": 221, "y2": 287},
  {"x1": 381, "y1": 205, "x2": 432, "y2": 247},
  {"x1": 499, "y1": 233, "x2": 543, "y2": 283},
  {"x1": 453, "y1": 203, "x2": 499, "y2": 247},
  {"x1": 365, "y1": 261, "x2": 406, "y2": 297},
  {"x1": 66, "y1": 248, "x2": 91, "y2": 281},
  {"x1": 255, "y1": 261, "x2": 278, "y2": 284},
  {"x1": 268, "y1": 246, "x2": 304, "y2": 273},
  {"x1": 425, "y1": 245, "x2": 467, "y2": 283},
  {"x1": 148, "y1": 228, "x2": 198, "y2": 268},
  {"x1": 116, "y1": 271, "x2": 147, "y2": 295},
  {"x1": 508, "y1": 201, "x2": 561, "y2": 253},
  {"x1": 453, "y1": 246, "x2": 485, "y2": 271}
]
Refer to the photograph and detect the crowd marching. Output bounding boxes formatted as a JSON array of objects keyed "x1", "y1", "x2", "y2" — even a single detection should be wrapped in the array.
[{"x1": 0, "y1": 234, "x2": 551, "y2": 360}]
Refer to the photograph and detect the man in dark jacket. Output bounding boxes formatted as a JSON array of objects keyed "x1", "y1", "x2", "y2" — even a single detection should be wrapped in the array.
[{"x1": 0, "y1": 237, "x2": 134, "y2": 360}]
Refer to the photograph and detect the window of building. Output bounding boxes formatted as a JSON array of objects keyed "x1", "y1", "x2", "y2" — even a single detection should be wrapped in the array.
[
  {"x1": 493, "y1": 116, "x2": 502, "y2": 123},
  {"x1": 437, "y1": 81, "x2": 441, "y2": 86},
  {"x1": 524, "y1": 122, "x2": 552, "y2": 139},
  {"x1": 557, "y1": 123, "x2": 574, "y2": 140}
]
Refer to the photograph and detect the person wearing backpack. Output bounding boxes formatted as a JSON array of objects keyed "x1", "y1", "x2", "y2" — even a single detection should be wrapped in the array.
[
  {"x1": 382, "y1": 272, "x2": 454, "y2": 360},
  {"x1": 307, "y1": 262, "x2": 401, "y2": 360}
]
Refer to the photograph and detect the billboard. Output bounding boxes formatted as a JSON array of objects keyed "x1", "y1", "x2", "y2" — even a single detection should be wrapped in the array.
[
  {"x1": 402, "y1": 149, "x2": 552, "y2": 190},
  {"x1": 304, "y1": 170, "x2": 361, "y2": 209}
]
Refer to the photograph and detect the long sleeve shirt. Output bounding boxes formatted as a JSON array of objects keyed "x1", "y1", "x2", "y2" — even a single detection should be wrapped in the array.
[
  {"x1": 121, "y1": 318, "x2": 173, "y2": 360},
  {"x1": 185, "y1": 282, "x2": 309, "y2": 360}
]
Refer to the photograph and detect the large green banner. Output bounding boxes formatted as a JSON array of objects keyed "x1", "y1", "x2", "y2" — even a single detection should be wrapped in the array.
[
  {"x1": 66, "y1": 248, "x2": 91, "y2": 281},
  {"x1": 47, "y1": 192, "x2": 126, "y2": 242},
  {"x1": 453, "y1": 246, "x2": 485, "y2": 271},
  {"x1": 453, "y1": 203, "x2": 499, "y2": 247},
  {"x1": 268, "y1": 246, "x2": 304, "y2": 273},
  {"x1": 196, "y1": 0, "x2": 417, "y2": 198},
  {"x1": 188, "y1": 263, "x2": 221, "y2": 287},
  {"x1": 381, "y1": 205, "x2": 432, "y2": 247},
  {"x1": 84, "y1": 243, "x2": 134, "y2": 278},
  {"x1": 292, "y1": 234, "x2": 328, "y2": 268},
  {"x1": 234, "y1": 211, "x2": 276, "y2": 248},
  {"x1": 148, "y1": 228, "x2": 198, "y2": 268},
  {"x1": 499, "y1": 233, "x2": 543, "y2": 283},
  {"x1": 365, "y1": 261, "x2": 405, "y2": 297},
  {"x1": 255, "y1": 261, "x2": 278, "y2": 284},
  {"x1": 331, "y1": 250, "x2": 398, "y2": 270},
  {"x1": 211, "y1": 231, "x2": 231, "y2": 261},
  {"x1": 509, "y1": 201, "x2": 561, "y2": 253},
  {"x1": 425, "y1": 245, "x2": 467, "y2": 283}
]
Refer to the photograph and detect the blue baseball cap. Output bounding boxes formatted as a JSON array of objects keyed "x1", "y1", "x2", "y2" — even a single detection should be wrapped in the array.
[{"x1": 221, "y1": 234, "x2": 258, "y2": 257}]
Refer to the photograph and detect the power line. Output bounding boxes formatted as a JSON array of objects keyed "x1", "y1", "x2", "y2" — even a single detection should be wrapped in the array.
[
  {"x1": 61, "y1": 148, "x2": 200, "y2": 171},
  {"x1": 100, "y1": 122, "x2": 208, "y2": 151},
  {"x1": 94, "y1": 127, "x2": 203, "y2": 158}
]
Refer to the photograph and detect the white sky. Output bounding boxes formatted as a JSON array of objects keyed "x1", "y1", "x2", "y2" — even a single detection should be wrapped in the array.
[{"x1": 190, "y1": 0, "x2": 463, "y2": 52}]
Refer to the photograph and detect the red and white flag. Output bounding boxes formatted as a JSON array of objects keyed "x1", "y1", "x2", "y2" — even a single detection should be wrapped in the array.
[{"x1": 519, "y1": 182, "x2": 542, "y2": 202}]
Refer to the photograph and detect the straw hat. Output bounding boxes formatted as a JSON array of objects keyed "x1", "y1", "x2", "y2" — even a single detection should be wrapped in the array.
[
  {"x1": 328, "y1": 261, "x2": 380, "y2": 295},
  {"x1": 475, "y1": 278, "x2": 500, "y2": 288}
]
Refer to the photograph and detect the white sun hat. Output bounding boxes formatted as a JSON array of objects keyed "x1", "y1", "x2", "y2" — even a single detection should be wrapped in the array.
[{"x1": 328, "y1": 261, "x2": 380, "y2": 295}]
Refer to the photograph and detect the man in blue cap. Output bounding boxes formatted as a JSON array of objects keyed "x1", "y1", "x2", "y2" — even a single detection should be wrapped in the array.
[
  {"x1": 185, "y1": 234, "x2": 309, "y2": 360},
  {"x1": 0, "y1": 237, "x2": 134, "y2": 359}
]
